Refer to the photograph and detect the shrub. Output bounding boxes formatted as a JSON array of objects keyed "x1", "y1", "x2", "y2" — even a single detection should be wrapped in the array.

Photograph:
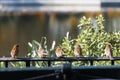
[
  {"x1": 27, "y1": 15, "x2": 120, "y2": 66},
  {"x1": 61, "y1": 15, "x2": 120, "y2": 58}
]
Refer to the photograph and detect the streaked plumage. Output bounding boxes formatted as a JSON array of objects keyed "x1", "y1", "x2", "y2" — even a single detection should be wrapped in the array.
[
  {"x1": 10, "y1": 44, "x2": 19, "y2": 58},
  {"x1": 104, "y1": 44, "x2": 113, "y2": 60},
  {"x1": 37, "y1": 48, "x2": 48, "y2": 58},
  {"x1": 55, "y1": 45, "x2": 65, "y2": 58},
  {"x1": 74, "y1": 44, "x2": 82, "y2": 57}
]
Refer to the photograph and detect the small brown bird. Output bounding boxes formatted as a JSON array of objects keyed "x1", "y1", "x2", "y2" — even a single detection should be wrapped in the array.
[
  {"x1": 37, "y1": 48, "x2": 48, "y2": 58},
  {"x1": 55, "y1": 45, "x2": 65, "y2": 58},
  {"x1": 74, "y1": 44, "x2": 82, "y2": 57},
  {"x1": 104, "y1": 44, "x2": 113, "y2": 60},
  {"x1": 10, "y1": 44, "x2": 19, "y2": 58}
]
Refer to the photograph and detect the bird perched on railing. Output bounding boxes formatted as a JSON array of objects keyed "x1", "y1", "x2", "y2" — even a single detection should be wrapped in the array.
[
  {"x1": 74, "y1": 44, "x2": 82, "y2": 57},
  {"x1": 104, "y1": 44, "x2": 113, "y2": 60},
  {"x1": 37, "y1": 48, "x2": 48, "y2": 58},
  {"x1": 55, "y1": 45, "x2": 65, "y2": 58},
  {"x1": 10, "y1": 44, "x2": 19, "y2": 58}
]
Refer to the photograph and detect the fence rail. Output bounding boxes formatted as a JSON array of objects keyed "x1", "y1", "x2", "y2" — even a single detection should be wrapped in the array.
[
  {"x1": 0, "y1": 57, "x2": 120, "y2": 68},
  {"x1": 0, "y1": 57, "x2": 120, "y2": 80}
]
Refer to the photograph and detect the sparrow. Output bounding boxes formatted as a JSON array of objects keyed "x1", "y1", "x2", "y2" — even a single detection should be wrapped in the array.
[
  {"x1": 55, "y1": 45, "x2": 65, "y2": 58},
  {"x1": 104, "y1": 44, "x2": 113, "y2": 60},
  {"x1": 10, "y1": 44, "x2": 19, "y2": 58},
  {"x1": 37, "y1": 48, "x2": 48, "y2": 58},
  {"x1": 74, "y1": 44, "x2": 82, "y2": 57}
]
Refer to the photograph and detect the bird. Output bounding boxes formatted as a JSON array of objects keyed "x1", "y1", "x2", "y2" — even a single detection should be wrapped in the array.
[
  {"x1": 104, "y1": 44, "x2": 113, "y2": 60},
  {"x1": 74, "y1": 44, "x2": 82, "y2": 57},
  {"x1": 37, "y1": 48, "x2": 48, "y2": 58},
  {"x1": 55, "y1": 45, "x2": 65, "y2": 58},
  {"x1": 10, "y1": 44, "x2": 19, "y2": 58}
]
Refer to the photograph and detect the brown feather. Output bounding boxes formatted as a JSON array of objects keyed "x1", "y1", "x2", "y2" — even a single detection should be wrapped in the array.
[
  {"x1": 74, "y1": 44, "x2": 82, "y2": 57},
  {"x1": 37, "y1": 48, "x2": 48, "y2": 58},
  {"x1": 55, "y1": 45, "x2": 65, "y2": 58},
  {"x1": 10, "y1": 44, "x2": 19, "y2": 58},
  {"x1": 104, "y1": 44, "x2": 113, "y2": 60}
]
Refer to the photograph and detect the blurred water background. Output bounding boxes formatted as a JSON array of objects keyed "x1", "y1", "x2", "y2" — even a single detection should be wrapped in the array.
[{"x1": 0, "y1": 0, "x2": 120, "y2": 57}]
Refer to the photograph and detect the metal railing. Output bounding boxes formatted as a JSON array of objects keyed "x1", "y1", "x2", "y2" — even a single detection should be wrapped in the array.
[
  {"x1": 0, "y1": 57, "x2": 120, "y2": 80},
  {"x1": 0, "y1": 57, "x2": 120, "y2": 68}
]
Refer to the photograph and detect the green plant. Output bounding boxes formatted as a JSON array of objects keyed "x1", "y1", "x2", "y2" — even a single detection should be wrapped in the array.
[
  {"x1": 27, "y1": 37, "x2": 47, "y2": 58},
  {"x1": 61, "y1": 14, "x2": 120, "y2": 65},
  {"x1": 1, "y1": 15, "x2": 119, "y2": 68},
  {"x1": 27, "y1": 37, "x2": 48, "y2": 67},
  {"x1": 27, "y1": 37, "x2": 57, "y2": 67},
  {"x1": 76, "y1": 15, "x2": 106, "y2": 57},
  {"x1": 61, "y1": 32, "x2": 74, "y2": 57},
  {"x1": 0, "y1": 62, "x2": 4, "y2": 68}
]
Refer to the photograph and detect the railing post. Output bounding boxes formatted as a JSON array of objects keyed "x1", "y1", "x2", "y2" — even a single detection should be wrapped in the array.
[
  {"x1": 5, "y1": 61, "x2": 8, "y2": 68},
  {"x1": 90, "y1": 60, "x2": 93, "y2": 66},
  {"x1": 26, "y1": 61, "x2": 30, "y2": 67},
  {"x1": 111, "y1": 60, "x2": 114, "y2": 65},
  {"x1": 48, "y1": 60, "x2": 51, "y2": 67}
]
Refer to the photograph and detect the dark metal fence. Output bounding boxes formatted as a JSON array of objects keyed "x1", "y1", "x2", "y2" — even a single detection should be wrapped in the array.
[
  {"x1": 0, "y1": 57, "x2": 120, "y2": 68},
  {"x1": 0, "y1": 57, "x2": 120, "y2": 80}
]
